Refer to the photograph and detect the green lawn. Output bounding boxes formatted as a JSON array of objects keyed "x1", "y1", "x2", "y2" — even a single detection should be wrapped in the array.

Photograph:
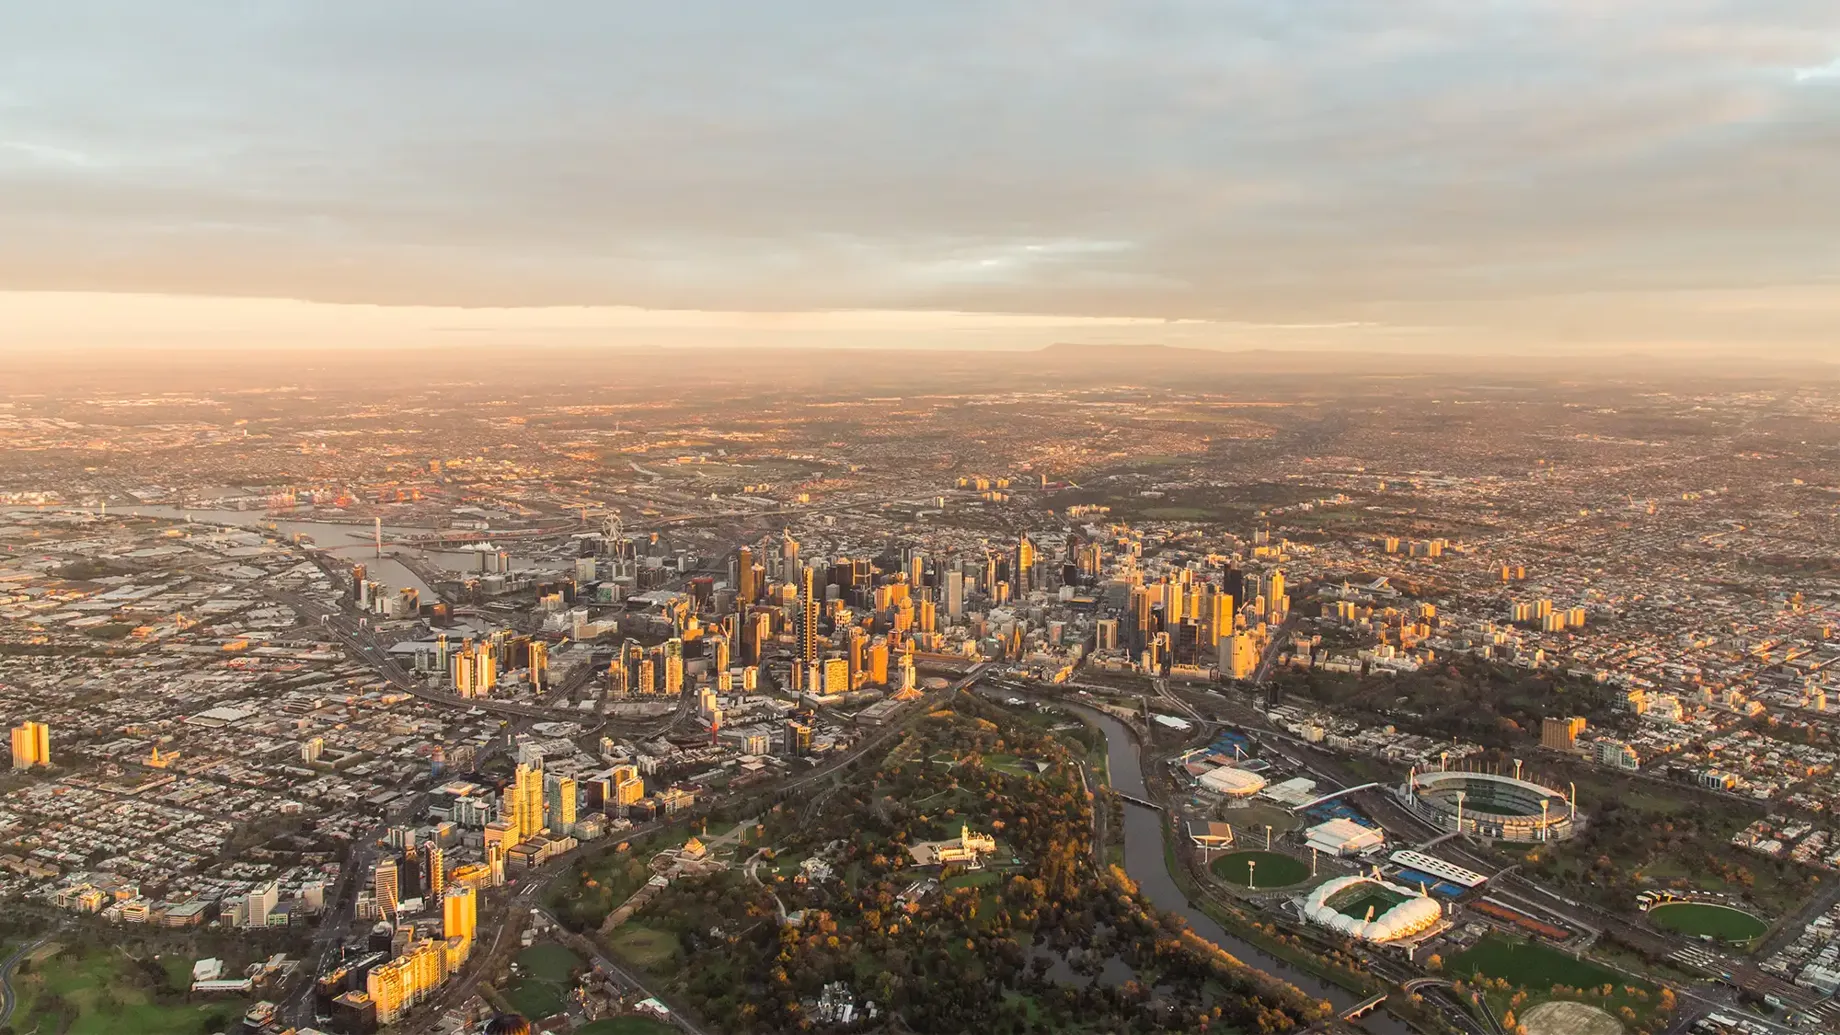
[
  {"x1": 1449, "y1": 934, "x2": 1625, "y2": 991},
  {"x1": 1210, "y1": 850, "x2": 1311, "y2": 889},
  {"x1": 504, "y1": 942, "x2": 583, "y2": 1020},
  {"x1": 985, "y1": 753, "x2": 1042, "y2": 778},
  {"x1": 8, "y1": 944, "x2": 246, "y2": 1035},
  {"x1": 943, "y1": 869, "x2": 1001, "y2": 890},
  {"x1": 577, "y1": 1017, "x2": 678, "y2": 1035},
  {"x1": 1449, "y1": 932, "x2": 1668, "y2": 1027},
  {"x1": 547, "y1": 831, "x2": 673, "y2": 929},
  {"x1": 1647, "y1": 902, "x2": 1767, "y2": 942},
  {"x1": 608, "y1": 923, "x2": 682, "y2": 972}
]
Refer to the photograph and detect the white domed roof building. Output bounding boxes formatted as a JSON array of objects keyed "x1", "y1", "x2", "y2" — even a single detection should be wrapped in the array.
[
  {"x1": 1199, "y1": 766, "x2": 1268, "y2": 798},
  {"x1": 1301, "y1": 876, "x2": 1443, "y2": 943}
]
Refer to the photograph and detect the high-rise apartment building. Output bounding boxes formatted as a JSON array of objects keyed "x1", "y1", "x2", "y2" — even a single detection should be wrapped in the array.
[
  {"x1": 443, "y1": 886, "x2": 477, "y2": 948},
  {"x1": 823, "y1": 657, "x2": 850, "y2": 696},
  {"x1": 1222, "y1": 632, "x2": 1260, "y2": 681},
  {"x1": 245, "y1": 880, "x2": 279, "y2": 929},
  {"x1": 1541, "y1": 716, "x2": 1587, "y2": 751},
  {"x1": 663, "y1": 638, "x2": 685, "y2": 694},
  {"x1": 10, "y1": 721, "x2": 49, "y2": 769},
  {"x1": 421, "y1": 842, "x2": 445, "y2": 900},
  {"x1": 502, "y1": 762, "x2": 546, "y2": 840},
  {"x1": 547, "y1": 774, "x2": 578, "y2": 832},
  {"x1": 785, "y1": 716, "x2": 813, "y2": 757},
  {"x1": 374, "y1": 858, "x2": 401, "y2": 923},
  {"x1": 611, "y1": 765, "x2": 645, "y2": 807}
]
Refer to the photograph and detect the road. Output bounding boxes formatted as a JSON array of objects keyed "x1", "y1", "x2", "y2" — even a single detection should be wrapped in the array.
[
  {"x1": 534, "y1": 906, "x2": 710, "y2": 1035},
  {"x1": 269, "y1": 588, "x2": 610, "y2": 730},
  {"x1": 313, "y1": 661, "x2": 991, "y2": 1030},
  {"x1": 0, "y1": 929, "x2": 59, "y2": 1028},
  {"x1": 1254, "y1": 720, "x2": 1831, "y2": 1025}
]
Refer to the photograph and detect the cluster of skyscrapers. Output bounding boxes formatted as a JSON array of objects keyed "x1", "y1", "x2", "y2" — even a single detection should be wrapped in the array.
[{"x1": 439, "y1": 630, "x2": 547, "y2": 697}]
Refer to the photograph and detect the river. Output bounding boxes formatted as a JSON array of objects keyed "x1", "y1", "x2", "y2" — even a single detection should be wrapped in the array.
[{"x1": 1078, "y1": 706, "x2": 1410, "y2": 1034}]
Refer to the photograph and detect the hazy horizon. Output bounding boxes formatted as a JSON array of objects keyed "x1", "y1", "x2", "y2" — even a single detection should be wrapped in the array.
[{"x1": 5, "y1": 2, "x2": 1840, "y2": 356}]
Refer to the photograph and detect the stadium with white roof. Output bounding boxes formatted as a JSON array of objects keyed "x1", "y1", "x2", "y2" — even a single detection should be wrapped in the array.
[{"x1": 1300, "y1": 875, "x2": 1445, "y2": 943}]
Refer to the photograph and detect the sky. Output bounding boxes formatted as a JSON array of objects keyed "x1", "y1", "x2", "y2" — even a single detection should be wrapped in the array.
[{"x1": 3, "y1": 1, "x2": 1839, "y2": 355}]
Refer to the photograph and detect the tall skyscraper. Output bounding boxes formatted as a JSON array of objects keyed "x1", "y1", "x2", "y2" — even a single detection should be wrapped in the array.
[
  {"x1": 518, "y1": 762, "x2": 545, "y2": 839},
  {"x1": 443, "y1": 886, "x2": 477, "y2": 949},
  {"x1": 374, "y1": 858, "x2": 401, "y2": 923},
  {"x1": 9, "y1": 721, "x2": 48, "y2": 769},
  {"x1": 781, "y1": 530, "x2": 800, "y2": 582},
  {"x1": 1208, "y1": 588, "x2": 1235, "y2": 647},
  {"x1": 421, "y1": 842, "x2": 445, "y2": 900},
  {"x1": 547, "y1": 774, "x2": 578, "y2": 832},
  {"x1": 663, "y1": 638, "x2": 685, "y2": 694},
  {"x1": 736, "y1": 546, "x2": 756, "y2": 604},
  {"x1": 1222, "y1": 632, "x2": 1260, "y2": 681},
  {"x1": 619, "y1": 639, "x2": 645, "y2": 696},
  {"x1": 945, "y1": 569, "x2": 965, "y2": 619},
  {"x1": 798, "y1": 565, "x2": 821, "y2": 668},
  {"x1": 747, "y1": 610, "x2": 772, "y2": 664}
]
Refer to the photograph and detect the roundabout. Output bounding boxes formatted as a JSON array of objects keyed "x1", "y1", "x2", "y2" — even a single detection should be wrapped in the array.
[{"x1": 1210, "y1": 850, "x2": 1310, "y2": 889}]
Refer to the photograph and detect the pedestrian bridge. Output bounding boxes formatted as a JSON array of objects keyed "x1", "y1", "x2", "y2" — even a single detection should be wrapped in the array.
[
  {"x1": 1290, "y1": 782, "x2": 1383, "y2": 813},
  {"x1": 1341, "y1": 993, "x2": 1387, "y2": 1020}
]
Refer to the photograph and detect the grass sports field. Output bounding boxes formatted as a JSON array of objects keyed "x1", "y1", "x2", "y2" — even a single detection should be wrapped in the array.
[
  {"x1": 1449, "y1": 934, "x2": 1628, "y2": 991},
  {"x1": 1325, "y1": 882, "x2": 1410, "y2": 922},
  {"x1": 1210, "y1": 850, "x2": 1311, "y2": 888},
  {"x1": 1647, "y1": 901, "x2": 1767, "y2": 941}
]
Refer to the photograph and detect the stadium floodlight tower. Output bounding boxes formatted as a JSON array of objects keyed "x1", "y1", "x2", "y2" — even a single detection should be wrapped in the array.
[{"x1": 1541, "y1": 798, "x2": 1551, "y2": 841}]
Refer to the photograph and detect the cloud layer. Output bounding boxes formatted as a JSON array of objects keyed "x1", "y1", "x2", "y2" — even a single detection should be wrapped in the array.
[{"x1": 3, "y1": 1, "x2": 1839, "y2": 352}]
